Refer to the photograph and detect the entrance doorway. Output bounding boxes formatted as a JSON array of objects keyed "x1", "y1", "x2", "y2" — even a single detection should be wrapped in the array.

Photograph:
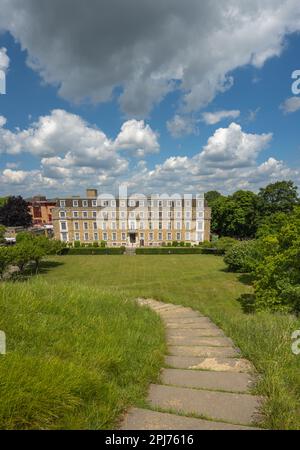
[{"x1": 129, "y1": 233, "x2": 136, "y2": 244}]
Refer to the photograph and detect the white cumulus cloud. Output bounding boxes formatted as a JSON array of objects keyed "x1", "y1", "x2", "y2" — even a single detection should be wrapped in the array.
[
  {"x1": 201, "y1": 110, "x2": 241, "y2": 125},
  {"x1": 280, "y1": 96, "x2": 300, "y2": 114},
  {"x1": 0, "y1": 1, "x2": 300, "y2": 115}
]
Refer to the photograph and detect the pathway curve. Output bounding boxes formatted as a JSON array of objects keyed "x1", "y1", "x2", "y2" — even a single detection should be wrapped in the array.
[{"x1": 121, "y1": 298, "x2": 264, "y2": 430}]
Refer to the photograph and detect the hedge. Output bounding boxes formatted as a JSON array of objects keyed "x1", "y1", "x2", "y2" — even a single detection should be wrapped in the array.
[
  {"x1": 136, "y1": 247, "x2": 204, "y2": 255},
  {"x1": 61, "y1": 247, "x2": 125, "y2": 255}
]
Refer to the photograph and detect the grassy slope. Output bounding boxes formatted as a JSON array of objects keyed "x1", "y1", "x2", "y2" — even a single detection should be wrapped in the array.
[
  {"x1": 0, "y1": 280, "x2": 165, "y2": 429},
  {"x1": 42, "y1": 255, "x2": 300, "y2": 430}
]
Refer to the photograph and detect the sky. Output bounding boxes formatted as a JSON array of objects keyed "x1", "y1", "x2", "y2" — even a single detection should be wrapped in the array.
[{"x1": 0, "y1": 0, "x2": 300, "y2": 197}]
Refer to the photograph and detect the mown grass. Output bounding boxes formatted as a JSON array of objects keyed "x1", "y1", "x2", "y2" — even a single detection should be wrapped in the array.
[
  {"x1": 41, "y1": 255, "x2": 300, "y2": 430},
  {"x1": 0, "y1": 280, "x2": 165, "y2": 429}
]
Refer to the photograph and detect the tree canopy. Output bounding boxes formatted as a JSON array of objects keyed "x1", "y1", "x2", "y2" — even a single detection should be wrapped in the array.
[{"x1": 0, "y1": 196, "x2": 32, "y2": 228}]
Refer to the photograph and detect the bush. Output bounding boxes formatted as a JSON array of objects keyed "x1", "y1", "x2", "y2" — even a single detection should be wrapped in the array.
[
  {"x1": 200, "y1": 237, "x2": 237, "y2": 255},
  {"x1": 74, "y1": 241, "x2": 81, "y2": 248},
  {"x1": 0, "y1": 247, "x2": 12, "y2": 279},
  {"x1": 224, "y1": 240, "x2": 264, "y2": 273},
  {"x1": 136, "y1": 247, "x2": 203, "y2": 255},
  {"x1": 61, "y1": 247, "x2": 125, "y2": 255}
]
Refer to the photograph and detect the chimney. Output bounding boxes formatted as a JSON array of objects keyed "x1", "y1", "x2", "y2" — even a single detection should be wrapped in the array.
[{"x1": 86, "y1": 188, "x2": 98, "y2": 198}]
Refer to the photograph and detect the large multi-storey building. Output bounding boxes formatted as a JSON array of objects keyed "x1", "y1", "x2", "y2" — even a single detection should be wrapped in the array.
[
  {"x1": 52, "y1": 189, "x2": 211, "y2": 246},
  {"x1": 27, "y1": 196, "x2": 57, "y2": 227}
]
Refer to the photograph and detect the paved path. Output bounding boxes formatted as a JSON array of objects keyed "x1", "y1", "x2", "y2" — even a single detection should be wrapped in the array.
[{"x1": 121, "y1": 298, "x2": 264, "y2": 430}]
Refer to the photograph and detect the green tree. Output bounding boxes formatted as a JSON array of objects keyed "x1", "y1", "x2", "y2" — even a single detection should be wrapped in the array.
[
  {"x1": 205, "y1": 191, "x2": 222, "y2": 207},
  {"x1": 0, "y1": 247, "x2": 12, "y2": 279},
  {"x1": 0, "y1": 225, "x2": 6, "y2": 244},
  {"x1": 257, "y1": 180, "x2": 299, "y2": 217},
  {"x1": 210, "y1": 191, "x2": 258, "y2": 238},
  {"x1": 0, "y1": 196, "x2": 32, "y2": 227}
]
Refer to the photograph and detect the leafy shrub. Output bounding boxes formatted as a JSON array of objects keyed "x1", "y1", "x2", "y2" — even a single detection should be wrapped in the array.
[
  {"x1": 62, "y1": 247, "x2": 125, "y2": 255},
  {"x1": 136, "y1": 247, "x2": 203, "y2": 254},
  {"x1": 224, "y1": 240, "x2": 264, "y2": 273},
  {"x1": 74, "y1": 241, "x2": 81, "y2": 248}
]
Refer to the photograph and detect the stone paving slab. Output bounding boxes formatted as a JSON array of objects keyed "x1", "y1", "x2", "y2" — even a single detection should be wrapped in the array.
[
  {"x1": 166, "y1": 355, "x2": 254, "y2": 372},
  {"x1": 168, "y1": 345, "x2": 239, "y2": 358},
  {"x1": 167, "y1": 336, "x2": 233, "y2": 347},
  {"x1": 162, "y1": 317, "x2": 208, "y2": 324},
  {"x1": 121, "y1": 408, "x2": 258, "y2": 430},
  {"x1": 161, "y1": 368, "x2": 255, "y2": 393},
  {"x1": 148, "y1": 384, "x2": 262, "y2": 425},
  {"x1": 121, "y1": 298, "x2": 262, "y2": 430},
  {"x1": 167, "y1": 328, "x2": 225, "y2": 337},
  {"x1": 167, "y1": 321, "x2": 216, "y2": 329}
]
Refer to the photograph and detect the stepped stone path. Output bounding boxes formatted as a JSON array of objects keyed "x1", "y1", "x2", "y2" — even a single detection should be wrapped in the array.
[{"x1": 121, "y1": 299, "x2": 264, "y2": 430}]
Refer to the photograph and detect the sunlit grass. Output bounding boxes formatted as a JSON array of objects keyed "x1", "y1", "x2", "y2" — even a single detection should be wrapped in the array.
[{"x1": 1, "y1": 254, "x2": 299, "y2": 429}]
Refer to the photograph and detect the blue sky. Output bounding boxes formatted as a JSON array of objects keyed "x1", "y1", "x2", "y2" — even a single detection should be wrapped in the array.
[{"x1": 0, "y1": 0, "x2": 299, "y2": 197}]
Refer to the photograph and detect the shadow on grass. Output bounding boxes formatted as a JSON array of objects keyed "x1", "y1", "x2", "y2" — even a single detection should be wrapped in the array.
[
  {"x1": 238, "y1": 273, "x2": 255, "y2": 286},
  {"x1": 9, "y1": 259, "x2": 64, "y2": 282},
  {"x1": 238, "y1": 293, "x2": 256, "y2": 314}
]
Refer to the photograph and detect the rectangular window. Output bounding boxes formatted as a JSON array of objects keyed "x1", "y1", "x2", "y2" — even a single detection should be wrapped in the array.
[
  {"x1": 73, "y1": 200, "x2": 79, "y2": 207},
  {"x1": 60, "y1": 200, "x2": 66, "y2": 207},
  {"x1": 168, "y1": 222, "x2": 172, "y2": 230},
  {"x1": 83, "y1": 222, "x2": 88, "y2": 230},
  {"x1": 103, "y1": 233, "x2": 108, "y2": 241},
  {"x1": 159, "y1": 222, "x2": 162, "y2": 230},
  {"x1": 82, "y1": 211, "x2": 88, "y2": 218},
  {"x1": 176, "y1": 232, "x2": 181, "y2": 240},
  {"x1": 121, "y1": 222, "x2": 126, "y2": 230},
  {"x1": 60, "y1": 221, "x2": 67, "y2": 231},
  {"x1": 75, "y1": 233, "x2": 80, "y2": 241},
  {"x1": 197, "y1": 221, "x2": 203, "y2": 231},
  {"x1": 92, "y1": 211, "x2": 97, "y2": 218},
  {"x1": 93, "y1": 222, "x2": 97, "y2": 230},
  {"x1": 185, "y1": 232, "x2": 191, "y2": 241},
  {"x1": 176, "y1": 222, "x2": 181, "y2": 230},
  {"x1": 197, "y1": 232, "x2": 203, "y2": 242},
  {"x1": 73, "y1": 211, "x2": 79, "y2": 218},
  {"x1": 185, "y1": 211, "x2": 191, "y2": 219},
  {"x1": 186, "y1": 222, "x2": 190, "y2": 230},
  {"x1": 59, "y1": 211, "x2": 66, "y2": 218},
  {"x1": 158, "y1": 232, "x2": 162, "y2": 241},
  {"x1": 94, "y1": 233, "x2": 98, "y2": 241},
  {"x1": 92, "y1": 200, "x2": 97, "y2": 207},
  {"x1": 61, "y1": 232, "x2": 68, "y2": 241},
  {"x1": 84, "y1": 232, "x2": 89, "y2": 241},
  {"x1": 82, "y1": 200, "x2": 88, "y2": 207},
  {"x1": 140, "y1": 232, "x2": 144, "y2": 239},
  {"x1": 74, "y1": 222, "x2": 79, "y2": 231},
  {"x1": 149, "y1": 222, "x2": 153, "y2": 230},
  {"x1": 149, "y1": 233, "x2": 154, "y2": 241},
  {"x1": 122, "y1": 232, "x2": 126, "y2": 240},
  {"x1": 167, "y1": 232, "x2": 172, "y2": 240},
  {"x1": 111, "y1": 222, "x2": 116, "y2": 230},
  {"x1": 112, "y1": 232, "x2": 117, "y2": 241}
]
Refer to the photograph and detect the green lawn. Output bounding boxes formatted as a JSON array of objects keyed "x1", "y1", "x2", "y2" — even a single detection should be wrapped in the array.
[{"x1": 1, "y1": 254, "x2": 300, "y2": 429}]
